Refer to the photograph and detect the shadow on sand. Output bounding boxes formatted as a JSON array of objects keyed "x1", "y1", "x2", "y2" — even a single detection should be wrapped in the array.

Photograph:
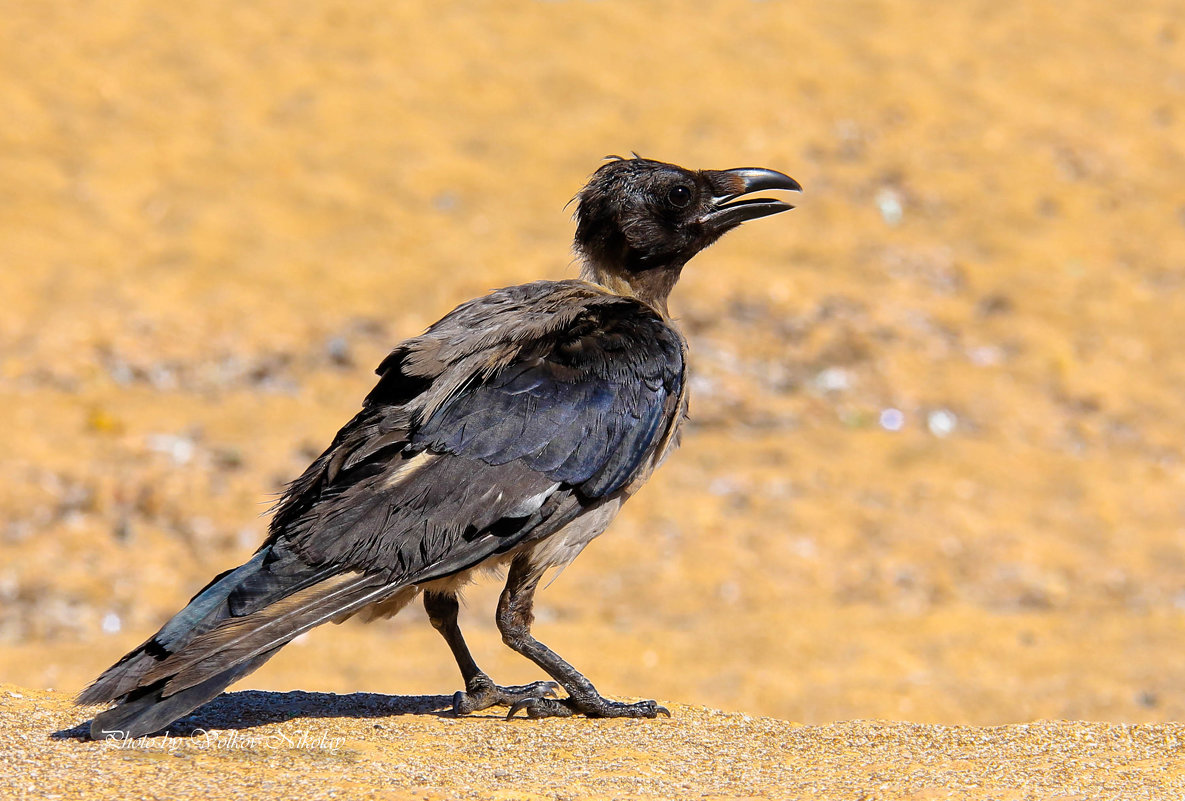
[{"x1": 54, "y1": 690, "x2": 454, "y2": 741}]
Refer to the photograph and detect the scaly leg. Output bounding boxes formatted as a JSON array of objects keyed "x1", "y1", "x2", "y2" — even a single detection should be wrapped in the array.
[
  {"x1": 495, "y1": 556, "x2": 668, "y2": 719},
  {"x1": 423, "y1": 591, "x2": 557, "y2": 715}
]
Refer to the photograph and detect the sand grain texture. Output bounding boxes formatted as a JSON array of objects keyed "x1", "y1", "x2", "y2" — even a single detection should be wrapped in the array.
[{"x1": 3, "y1": 685, "x2": 1181, "y2": 801}]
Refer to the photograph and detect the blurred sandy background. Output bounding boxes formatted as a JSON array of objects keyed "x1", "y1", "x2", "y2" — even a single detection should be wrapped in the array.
[{"x1": 1, "y1": 1, "x2": 1183, "y2": 728}]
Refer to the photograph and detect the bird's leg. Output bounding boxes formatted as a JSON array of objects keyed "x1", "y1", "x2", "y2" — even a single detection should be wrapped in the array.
[
  {"x1": 422, "y1": 591, "x2": 557, "y2": 715},
  {"x1": 496, "y1": 556, "x2": 669, "y2": 720}
]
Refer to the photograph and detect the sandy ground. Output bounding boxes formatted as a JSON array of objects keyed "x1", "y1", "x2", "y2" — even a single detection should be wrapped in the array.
[
  {"x1": 2, "y1": 0, "x2": 1185, "y2": 796},
  {"x1": 7, "y1": 684, "x2": 1185, "y2": 800}
]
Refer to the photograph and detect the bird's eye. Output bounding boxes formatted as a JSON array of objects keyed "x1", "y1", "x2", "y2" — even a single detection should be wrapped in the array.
[{"x1": 667, "y1": 185, "x2": 692, "y2": 208}]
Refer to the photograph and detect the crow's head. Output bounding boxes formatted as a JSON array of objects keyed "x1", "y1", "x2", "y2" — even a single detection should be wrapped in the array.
[{"x1": 574, "y1": 156, "x2": 800, "y2": 313}]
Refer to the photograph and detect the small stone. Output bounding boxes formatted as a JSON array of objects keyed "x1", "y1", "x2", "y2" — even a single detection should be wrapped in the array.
[
  {"x1": 927, "y1": 409, "x2": 957, "y2": 437},
  {"x1": 879, "y1": 408, "x2": 905, "y2": 431},
  {"x1": 814, "y1": 366, "x2": 850, "y2": 392},
  {"x1": 876, "y1": 188, "x2": 904, "y2": 226},
  {"x1": 101, "y1": 612, "x2": 122, "y2": 634}
]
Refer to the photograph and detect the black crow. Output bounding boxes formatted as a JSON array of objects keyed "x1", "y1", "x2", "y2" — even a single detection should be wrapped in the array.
[{"x1": 78, "y1": 156, "x2": 800, "y2": 737}]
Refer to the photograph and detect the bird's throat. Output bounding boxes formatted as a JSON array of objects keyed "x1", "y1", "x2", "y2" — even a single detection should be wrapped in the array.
[{"x1": 578, "y1": 259, "x2": 683, "y2": 319}]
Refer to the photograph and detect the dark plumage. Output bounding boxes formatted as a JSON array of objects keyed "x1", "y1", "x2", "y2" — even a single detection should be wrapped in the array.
[{"x1": 78, "y1": 156, "x2": 800, "y2": 738}]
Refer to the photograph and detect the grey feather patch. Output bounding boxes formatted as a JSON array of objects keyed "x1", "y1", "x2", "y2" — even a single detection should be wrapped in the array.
[{"x1": 157, "y1": 551, "x2": 267, "y2": 651}]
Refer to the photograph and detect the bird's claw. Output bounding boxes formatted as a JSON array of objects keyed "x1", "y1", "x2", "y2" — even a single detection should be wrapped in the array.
[
  {"x1": 621, "y1": 699, "x2": 669, "y2": 718},
  {"x1": 494, "y1": 680, "x2": 559, "y2": 699},
  {"x1": 506, "y1": 696, "x2": 669, "y2": 720},
  {"x1": 507, "y1": 697, "x2": 576, "y2": 719},
  {"x1": 452, "y1": 678, "x2": 560, "y2": 715}
]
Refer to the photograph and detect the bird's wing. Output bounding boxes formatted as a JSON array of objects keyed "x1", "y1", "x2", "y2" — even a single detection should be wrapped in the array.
[
  {"x1": 82, "y1": 283, "x2": 685, "y2": 705},
  {"x1": 275, "y1": 283, "x2": 686, "y2": 578}
]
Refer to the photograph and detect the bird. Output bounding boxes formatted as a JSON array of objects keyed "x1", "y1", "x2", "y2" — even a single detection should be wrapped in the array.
[{"x1": 77, "y1": 156, "x2": 801, "y2": 739}]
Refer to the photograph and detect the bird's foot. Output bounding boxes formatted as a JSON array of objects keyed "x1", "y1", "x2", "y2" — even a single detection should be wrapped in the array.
[
  {"x1": 506, "y1": 695, "x2": 669, "y2": 720},
  {"x1": 452, "y1": 674, "x2": 559, "y2": 715}
]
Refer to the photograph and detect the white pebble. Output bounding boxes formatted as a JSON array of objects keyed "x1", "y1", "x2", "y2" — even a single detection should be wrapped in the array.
[
  {"x1": 928, "y1": 409, "x2": 957, "y2": 437},
  {"x1": 879, "y1": 408, "x2": 905, "y2": 431},
  {"x1": 876, "y1": 188, "x2": 904, "y2": 226},
  {"x1": 814, "y1": 367, "x2": 850, "y2": 392}
]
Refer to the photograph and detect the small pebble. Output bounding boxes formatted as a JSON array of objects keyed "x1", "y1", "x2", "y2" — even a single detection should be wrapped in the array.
[
  {"x1": 928, "y1": 409, "x2": 957, "y2": 437},
  {"x1": 876, "y1": 188, "x2": 904, "y2": 226},
  {"x1": 101, "y1": 612, "x2": 122, "y2": 634}
]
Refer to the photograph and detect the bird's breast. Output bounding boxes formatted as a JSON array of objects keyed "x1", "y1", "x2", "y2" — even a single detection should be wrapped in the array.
[{"x1": 523, "y1": 497, "x2": 625, "y2": 572}]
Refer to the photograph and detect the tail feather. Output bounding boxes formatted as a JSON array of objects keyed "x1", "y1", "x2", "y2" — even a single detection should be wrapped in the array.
[
  {"x1": 152, "y1": 521, "x2": 539, "y2": 694},
  {"x1": 76, "y1": 550, "x2": 269, "y2": 706},
  {"x1": 149, "y1": 571, "x2": 388, "y2": 694},
  {"x1": 88, "y1": 648, "x2": 278, "y2": 741},
  {"x1": 77, "y1": 543, "x2": 400, "y2": 739},
  {"x1": 76, "y1": 484, "x2": 527, "y2": 738}
]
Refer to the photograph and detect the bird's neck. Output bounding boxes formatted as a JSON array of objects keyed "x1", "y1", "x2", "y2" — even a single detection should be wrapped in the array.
[{"x1": 579, "y1": 259, "x2": 683, "y2": 319}]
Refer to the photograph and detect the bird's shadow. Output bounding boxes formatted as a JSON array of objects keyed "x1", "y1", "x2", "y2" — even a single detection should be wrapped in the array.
[{"x1": 53, "y1": 690, "x2": 455, "y2": 742}]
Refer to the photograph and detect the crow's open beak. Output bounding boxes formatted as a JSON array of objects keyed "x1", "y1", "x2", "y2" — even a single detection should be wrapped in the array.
[{"x1": 703, "y1": 168, "x2": 802, "y2": 229}]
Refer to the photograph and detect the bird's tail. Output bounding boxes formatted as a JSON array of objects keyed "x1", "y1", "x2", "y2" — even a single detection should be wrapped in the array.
[
  {"x1": 85, "y1": 648, "x2": 280, "y2": 742},
  {"x1": 77, "y1": 542, "x2": 394, "y2": 740}
]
